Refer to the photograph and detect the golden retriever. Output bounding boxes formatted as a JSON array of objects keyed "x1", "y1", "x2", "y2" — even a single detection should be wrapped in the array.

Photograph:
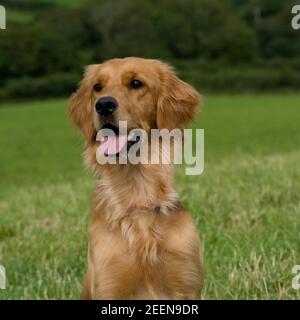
[{"x1": 68, "y1": 57, "x2": 204, "y2": 299}]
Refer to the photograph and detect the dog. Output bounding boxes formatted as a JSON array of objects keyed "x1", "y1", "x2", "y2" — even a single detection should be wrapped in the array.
[{"x1": 68, "y1": 57, "x2": 204, "y2": 299}]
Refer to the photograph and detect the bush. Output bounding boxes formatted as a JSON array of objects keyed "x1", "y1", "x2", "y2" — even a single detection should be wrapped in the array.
[
  {"x1": 0, "y1": 73, "x2": 80, "y2": 101},
  {"x1": 178, "y1": 62, "x2": 300, "y2": 93},
  {"x1": 0, "y1": 0, "x2": 299, "y2": 98}
]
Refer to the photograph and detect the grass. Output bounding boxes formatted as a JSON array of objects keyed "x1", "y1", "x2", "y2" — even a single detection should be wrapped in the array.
[{"x1": 0, "y1": 95, "x2": 300, "y2": 299}]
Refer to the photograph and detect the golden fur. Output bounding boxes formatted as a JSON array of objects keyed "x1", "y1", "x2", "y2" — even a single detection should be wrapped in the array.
[{"x1": 68, "y1": 57, "x2": 204, "y2": 299}]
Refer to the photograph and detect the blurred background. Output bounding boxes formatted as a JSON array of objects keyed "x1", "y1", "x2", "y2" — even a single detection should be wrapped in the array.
[
  {"x1": 0, "y1": 0, "x2": 300, "y2": 100},
  {"x1": 0, "y1": 0, "x2": 300, "y2": 300}
]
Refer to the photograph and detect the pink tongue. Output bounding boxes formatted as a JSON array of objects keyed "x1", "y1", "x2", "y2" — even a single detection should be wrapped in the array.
[{"x1": 100, "y1": 135, "x2": 128, "y2": 156}]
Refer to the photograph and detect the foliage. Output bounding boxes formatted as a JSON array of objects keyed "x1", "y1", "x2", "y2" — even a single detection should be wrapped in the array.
[{"x1": 0, "y1": 0, "x2": 299, "y2": 100}]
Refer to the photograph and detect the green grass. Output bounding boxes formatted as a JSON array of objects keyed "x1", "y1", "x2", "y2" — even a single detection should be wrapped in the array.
[{"x1": 0, "y1": 95, "x2": 300, "y2": 299}]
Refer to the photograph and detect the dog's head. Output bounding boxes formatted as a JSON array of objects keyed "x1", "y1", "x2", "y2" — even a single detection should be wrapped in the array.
[{"x1": 69, "y1": 57, "x2": 201, "y2": 156}]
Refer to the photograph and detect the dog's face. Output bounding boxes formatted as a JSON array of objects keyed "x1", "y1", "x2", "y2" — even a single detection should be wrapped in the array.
[{"x1": 69, "y1": 57, "x2": 201, "y2": 152}]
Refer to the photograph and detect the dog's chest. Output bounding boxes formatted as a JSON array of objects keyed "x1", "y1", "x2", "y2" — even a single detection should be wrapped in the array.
[
  {"x1": 89, "y1": 210, "x2": 201, "y2": 299},
  {"x1": 90, "y1": 213, "x2": 180, "y2": 298}
]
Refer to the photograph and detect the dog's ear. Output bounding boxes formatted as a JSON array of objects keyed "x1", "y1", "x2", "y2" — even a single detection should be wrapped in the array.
[
  {"x1": 68, "y1": 64, "x2": 99, "y2": 141},
  {"x1": 157, "y1": 63, "x2": 201, "y2": 130}
]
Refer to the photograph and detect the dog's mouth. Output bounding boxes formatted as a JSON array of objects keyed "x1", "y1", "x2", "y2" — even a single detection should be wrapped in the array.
[{"x1": 98, "y1": 123, "x2": 141, "y2": 157}]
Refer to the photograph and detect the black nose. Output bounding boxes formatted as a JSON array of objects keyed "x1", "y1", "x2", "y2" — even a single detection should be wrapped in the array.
[{"x1": 95, "y1": 96, "x2": 118, "y2": 116}]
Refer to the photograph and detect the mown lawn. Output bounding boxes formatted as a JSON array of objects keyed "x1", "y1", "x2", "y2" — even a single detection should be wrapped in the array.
[{"x1": 0, "y1": 95, "x2": 300, "y2": 299}]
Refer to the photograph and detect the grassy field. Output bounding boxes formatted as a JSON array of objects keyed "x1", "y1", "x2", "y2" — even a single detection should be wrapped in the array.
[{"x1": 0, "y1": 95, "x2": 300, "y2": 299}]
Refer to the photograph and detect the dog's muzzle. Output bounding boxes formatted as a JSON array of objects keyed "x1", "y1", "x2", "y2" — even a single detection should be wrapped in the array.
[
  {"x1": 98, "y1": 127, "x2": 142, "y2": 157},
  {"x1": 95, "y1": 96, "x2": 118, "y2": 116}
]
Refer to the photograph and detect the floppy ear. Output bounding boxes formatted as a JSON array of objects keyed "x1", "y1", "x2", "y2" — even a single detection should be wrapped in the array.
[
  {"x1": 157, "y1": 64, "x2": 201, "y2": 130},
  {"x1": 68, "y1": 64, "x2": 99, "y2": 141}
]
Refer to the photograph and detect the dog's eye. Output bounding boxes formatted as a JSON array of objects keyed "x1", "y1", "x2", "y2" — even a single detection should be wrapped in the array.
[
  {"x1": 130, "y1": 79, "x2": 143, "y2": 89},
  {"x1": 93, "y1": 83, "x2": 102, "y2": 92}
]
